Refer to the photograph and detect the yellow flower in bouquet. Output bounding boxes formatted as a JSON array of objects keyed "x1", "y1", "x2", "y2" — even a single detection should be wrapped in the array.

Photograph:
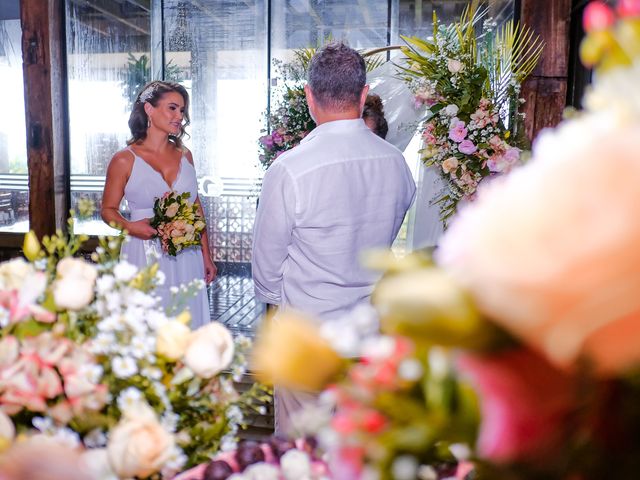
[
  {"x1": 151, "y1": 191, "x2": 205, "y2": 256},
  {"x1": 252, "y1": 313, "x2": 344, "y2": 392}
]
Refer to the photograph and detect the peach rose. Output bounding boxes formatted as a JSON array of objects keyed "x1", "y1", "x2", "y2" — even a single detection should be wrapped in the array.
[
  {"x1": 107, "y1": 401, "x2": 175, "y2": 478},
  {"x1": 437, "y1": 115, "x2": 640, "y2": 375},
  {"x1": 442, "y1": 157, "x2": 459, "y2": 174}
]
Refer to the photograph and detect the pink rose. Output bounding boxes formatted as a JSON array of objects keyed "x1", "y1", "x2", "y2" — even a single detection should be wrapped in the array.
[
  {"x1": 459, "y1": 139, "x2": 477, "y2": 155},
  {"x1": 259, "y1": 135, "x2": 274, "y2": 149},
  {"x1": 457, "y1": 348, "x2": 576, "y2": 463},
  {"x1": 449, "y1": 120, "x2": 468, "y2": 143},
  {"x1": 272, "y1": 132, "x2": 284, "y2": 146},
  {"x1": 471, "y1": 109, "x2": 491, "y2": 128}
]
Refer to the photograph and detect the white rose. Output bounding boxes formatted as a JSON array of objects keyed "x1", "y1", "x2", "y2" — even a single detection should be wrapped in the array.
[
  {"x1": 165, "y1": 202, "x2": 179, "y2": 218},
  {"x1": 447, "y1": 58, "x2": 464, "y2": 74},
  {"x1": 281, "y1": 449, "x2": 312, "y2": 480},
  {"x1": 156, "y1": 320, "x2": 191, "y2": 361},
  {"x1": 184, "y1": 322, "x2": 235, "y2": 378},
  {"x1": 443, "y1": 104, "x2": 459, "y2": 117},
  {"x1": 107, "y1": 402, "x2": 175, "y2": 478},
  {"x1": 52, "y1": 258, "x2": 97, "y2": 310},
  {"x1": 244, "y1": 462, "x2": 280, "y2": 480}
]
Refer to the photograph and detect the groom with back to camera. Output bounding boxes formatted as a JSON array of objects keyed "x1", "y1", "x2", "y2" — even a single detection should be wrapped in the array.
[{"x1": 252, "y1": 42, "x2": 416, "y2": 434}]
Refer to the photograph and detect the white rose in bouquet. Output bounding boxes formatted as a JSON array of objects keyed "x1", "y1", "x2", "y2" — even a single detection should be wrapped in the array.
[
  {"x1": 165, "y1": 202, "x2": 180, "y2": 218},
  {"x1": 52, "y1": 258, "x2": 98, "y2": 310},
  {"x1": 0, "y1": 258, "x2": 33, "y2": 290},
  {"x1": 184, "y1": 322, "x2": 234, "y2": 378},
  {"x1": 107, "y1": 401, "x2": 175, "y2": 478},
  {"x1": 156, "y1": 319, "x2": 191, "y2": 361}
]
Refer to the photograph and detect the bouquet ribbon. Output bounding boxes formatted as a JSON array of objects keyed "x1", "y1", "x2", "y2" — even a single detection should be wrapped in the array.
[{"x1": 130, "y1": 208, "x2": 161, "y2": 264}]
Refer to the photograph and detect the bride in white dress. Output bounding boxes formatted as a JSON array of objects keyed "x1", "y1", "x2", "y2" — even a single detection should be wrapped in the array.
[{"x1": 101, "y1": 81, "x2": 216, "y2": 328}]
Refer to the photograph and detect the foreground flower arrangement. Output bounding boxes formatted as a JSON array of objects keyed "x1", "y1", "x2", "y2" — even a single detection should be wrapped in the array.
[
  {"x1": 0, "y1": 226, "x2": 269, "y2": 478},
  {"x1": 400, "y1": 4, "x2": 543, "y2": 224},
  {"x1": 252, "y1": 3, "x2": 640, "y2": 478}
]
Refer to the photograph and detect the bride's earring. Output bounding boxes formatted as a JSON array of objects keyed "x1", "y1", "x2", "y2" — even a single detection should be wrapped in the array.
[{"x1": 147, "y1": 118, "x2": 151, "y2": 129}]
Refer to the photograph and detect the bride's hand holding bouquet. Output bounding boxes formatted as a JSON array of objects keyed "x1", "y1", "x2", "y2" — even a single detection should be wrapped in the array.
[{"x1": 150, "y1": 191, "x2": 206, "y2": 256}]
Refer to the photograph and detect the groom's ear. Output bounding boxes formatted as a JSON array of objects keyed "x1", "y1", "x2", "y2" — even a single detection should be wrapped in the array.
[
  {"x1": 304, "y1": 85, "x2": 314, "y2": 108},
  {"x1": 359, "y1": 85, "x2": 370, "y2": 114},
  {"x1": 304, "y1": 85, "x2": 317, "y2": 121}
]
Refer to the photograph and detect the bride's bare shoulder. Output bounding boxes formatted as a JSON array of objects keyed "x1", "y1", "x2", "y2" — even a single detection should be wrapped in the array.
[
  {"x1": 107, "y1": 148, "x2": 135, "y2": 173},
  {"x1": 181, "y1": 146, "x2": 195, "y2": 166}
]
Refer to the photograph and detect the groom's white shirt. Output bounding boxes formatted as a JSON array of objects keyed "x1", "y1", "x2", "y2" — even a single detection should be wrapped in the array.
[{"x1": 252, "y1": 118, "x2": 416, "y2": 321}]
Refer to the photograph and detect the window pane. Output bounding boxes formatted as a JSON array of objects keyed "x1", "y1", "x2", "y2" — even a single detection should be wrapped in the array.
[
  {"x1": 65, "y1": 0, "x2": 151, "y2": 235},
  {"x1": 0, "y1": 1, "x2": 28, "y2": 232},
  {"x1": 164, "y1": 0, "x2": 268, "y2": 270},
  {"x1": 272, "y1": 0, "x2": 390, "y2": 52},
  {"x1": 397, "y1": 0, "x2": 514, "y2": 40}
]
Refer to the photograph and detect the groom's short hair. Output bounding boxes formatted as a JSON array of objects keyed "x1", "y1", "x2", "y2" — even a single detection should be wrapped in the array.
[{"x1": 308, "y1": 42, "x2": 366, "y2": 111}]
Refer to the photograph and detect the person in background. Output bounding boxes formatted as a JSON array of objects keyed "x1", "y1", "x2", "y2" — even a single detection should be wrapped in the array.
[
  {"x1": 362, "y1": 93, "x2": 388, "y2": 139},
  {"x1": 252, "y1": 42, "x2": 416, "y2": 435}
]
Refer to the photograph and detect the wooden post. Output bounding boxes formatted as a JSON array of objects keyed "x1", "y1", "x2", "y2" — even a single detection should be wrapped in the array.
[
  {"x1": 20, "y1": 0, "x2": 70, "y2": 238},
  {"x1": 520, "y1": 0, "x2": 573, "y2": 141}
]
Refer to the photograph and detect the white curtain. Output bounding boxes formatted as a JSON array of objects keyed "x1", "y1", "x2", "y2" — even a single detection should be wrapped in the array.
[{"x1": 367, "y1": 60, "x2": 445, "y2": 250}]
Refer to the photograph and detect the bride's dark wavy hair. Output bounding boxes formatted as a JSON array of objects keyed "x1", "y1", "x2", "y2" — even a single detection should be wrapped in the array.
[{"x1": 127, "y1": 80, "x2": 191, "y2": 149}]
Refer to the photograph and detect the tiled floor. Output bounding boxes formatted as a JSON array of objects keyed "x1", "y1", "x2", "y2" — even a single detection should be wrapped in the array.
[
  {"x1": 207, "y1": 274, "x2": 274, "y2": 437},
  {"x1": 207, "y1": 274, "x2": 265, "y2": 337}
]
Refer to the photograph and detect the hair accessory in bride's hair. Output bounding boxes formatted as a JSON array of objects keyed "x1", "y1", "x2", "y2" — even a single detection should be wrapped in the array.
[{"x1": 138, "y1": 82, "x2": 159, "y2": 104}]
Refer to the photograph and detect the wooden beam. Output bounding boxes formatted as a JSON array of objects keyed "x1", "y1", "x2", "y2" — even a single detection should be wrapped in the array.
[
  {"x1": 20, "y1": 0, "x2": 71, "y2": 238},
  {"x1": 519, "y1": 0, "x2": 572, "y2": 140}
]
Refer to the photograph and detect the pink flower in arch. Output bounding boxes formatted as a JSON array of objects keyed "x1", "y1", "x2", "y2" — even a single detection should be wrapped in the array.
[{"x1": 449, "y1": 120, "x2": 468, "y2": 143}]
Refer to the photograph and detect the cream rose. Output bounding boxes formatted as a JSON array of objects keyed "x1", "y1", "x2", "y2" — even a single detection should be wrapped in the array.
[
  {"x1": 184, "y1": 322, "x2": 234, "y2": 378},
  {"x1": 165, "y1": 202, "x2": 180, "y2": 218},
  {"x1": 156, "y1": 320, "x2": 191, "y2": 361},
  {"x1": 447, "y1": 58, "x2": 464, "y2": 74},
  {"x1": 52, "y1": 258, "x2": 98, "y2": 310},
  {"x1": 0, "y1": 258, "x2": 34, "y2": 290},
  {"x1": 107, "y1": 401, "x2": 175, "y2": 478},
  {"x1": 437, "y1": 116, "x2": 640, "y2": 375}
]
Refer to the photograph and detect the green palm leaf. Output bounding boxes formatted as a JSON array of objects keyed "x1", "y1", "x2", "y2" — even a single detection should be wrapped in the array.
[{"x1": 482, "y1": 19, "x2": 544, "y2": 109}]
